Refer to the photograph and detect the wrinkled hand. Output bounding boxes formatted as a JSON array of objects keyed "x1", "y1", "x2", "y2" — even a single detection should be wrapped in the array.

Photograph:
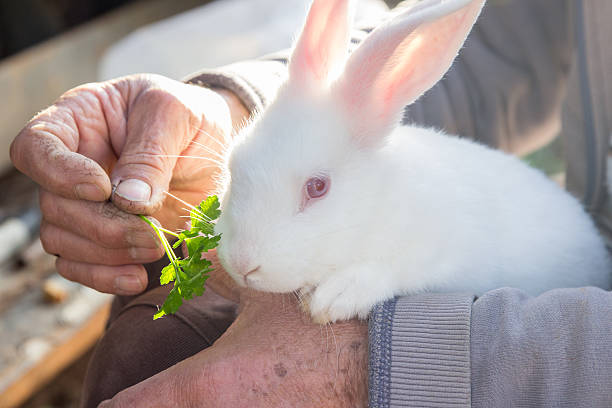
[
  {"x1": 10, "y1": 74, "x2": 248, "y2": 295},
  {"x1": 99, "y1": 268, "x2": 369, "y2": 407}
]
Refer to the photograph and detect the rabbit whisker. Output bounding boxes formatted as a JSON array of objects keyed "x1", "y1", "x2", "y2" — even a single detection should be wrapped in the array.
[
  {"x1": 192, "y1": 164, "x2": 223, "y2": 172},
  {"x1": 155, "y1": 154, "x2": 225, "y2": 167},
  {"x1": 188, "y1": 148, "x2": 226, "y2": 164},
  {"x1": 163, "y1": 192, "x2": 213, "y2": 222},
  {"x1": 187, "y1": 140, "x2": 227, "y2": 162},
  {"x1": 190, "y1": 126, "x2": 230, "y2": 152}
]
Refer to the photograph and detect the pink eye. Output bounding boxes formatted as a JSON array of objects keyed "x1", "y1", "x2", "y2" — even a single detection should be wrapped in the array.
[{"x1": 305, "y1": 175, "x2": 330, "y2": 199}]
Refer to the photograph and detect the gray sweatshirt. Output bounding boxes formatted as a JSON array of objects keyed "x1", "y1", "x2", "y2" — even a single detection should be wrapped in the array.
[{"x1": 186, "y1": 0, "x2": 612, "y2": 406}]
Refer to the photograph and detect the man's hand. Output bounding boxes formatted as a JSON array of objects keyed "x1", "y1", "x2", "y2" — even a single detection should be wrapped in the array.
[
  {"x1": 99, "y1": 289, "x2": 369, "y2": 408},
  {"x1": 10, "y1": 74, "x2": 248, "y2": 295}
]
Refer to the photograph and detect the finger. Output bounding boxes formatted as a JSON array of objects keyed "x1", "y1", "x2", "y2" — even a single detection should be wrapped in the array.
[
  {"x1": 40, "y1": 221, "x2": 164, "y2": 265},
  {"x1": 39, "y1": 189, "x2": 160, "y2": 249},
  {"x1": 110, "y1": 85, "x2": 196, "y2": 215},
  {"x1": 56, "y1": 258, "x2": 147, "y2": 295},
  {"x1": 10, "y1": 99, "x2": 113, "y2": 201}
]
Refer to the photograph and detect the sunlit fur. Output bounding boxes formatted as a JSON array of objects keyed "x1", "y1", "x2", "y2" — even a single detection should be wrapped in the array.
[
  {"x1": 216, "y1": 86, "x2": 361, "y2": 292},
  {"x1": 216, "y1": 83, "x2": 611, "y2": 320},
  {"x1": 214, "y1": 0, "x2": 611, "y2": 322}
]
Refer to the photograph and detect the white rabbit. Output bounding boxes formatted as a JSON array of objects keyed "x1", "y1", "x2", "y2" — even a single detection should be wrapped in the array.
[{"x1": 214, "y1": 0, "x2": 611, "y2": 323}]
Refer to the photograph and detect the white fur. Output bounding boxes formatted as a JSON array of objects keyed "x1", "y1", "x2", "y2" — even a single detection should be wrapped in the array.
[{"x1": 215, "y1": 0, "x2": 611, "y2": 322}]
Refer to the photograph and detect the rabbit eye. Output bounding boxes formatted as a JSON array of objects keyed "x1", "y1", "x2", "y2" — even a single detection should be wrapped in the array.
[{"x1": 305, "y1": 176, "x2": 329, "y2": 199}]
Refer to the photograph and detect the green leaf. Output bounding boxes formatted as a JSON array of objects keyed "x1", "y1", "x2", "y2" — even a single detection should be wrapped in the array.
[
  {"x1": 198, "y1": 195, "x2": 221, "y2": 221},
  {"x1": 190, "y1": 195, "x2": 220, "y2": 234},
  {"x1": 141, "y1": 195, "x2": 222, "y2": 320},
  {"x1": 159, "y1": 263, "x2": 177, "y2": 285},
  {"x1": 153, "y1": 287, "x2": 183, "y2": 320},
  {"x1": 187, "y1": 272, "x2": 209, "y2": 297}
]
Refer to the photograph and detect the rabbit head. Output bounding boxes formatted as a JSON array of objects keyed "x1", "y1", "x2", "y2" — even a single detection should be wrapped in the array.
[{"x1": 215, "y1": 0, "x2": 486, "y2": 292}]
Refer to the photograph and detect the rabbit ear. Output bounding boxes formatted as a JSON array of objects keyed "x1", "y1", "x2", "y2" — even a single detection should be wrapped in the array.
[
  {"x1": 289, "y1": 0, "x2": 354, "y2": 89},
  {"x1": 334, "y1": 0, "x2": 485, "y2": 146}
]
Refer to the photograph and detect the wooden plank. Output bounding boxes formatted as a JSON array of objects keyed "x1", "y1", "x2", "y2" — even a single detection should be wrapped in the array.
[
  {"x1": 0, "y1": 301, "x2": 111, "y2": 408},
  {"x1": 0, "y1": 0, "x2": 204, "y2": 173}
]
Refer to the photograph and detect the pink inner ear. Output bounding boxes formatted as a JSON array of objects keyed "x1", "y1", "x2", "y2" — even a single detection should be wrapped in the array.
[
  {"x1": 384, "y1": 9, "x2": 476, "y2": 104},
  {"x1": 335, "y1": 0, "x2": 483, "y2": 145},
  {"x1": 289, "y1": 0, "x2": 352, "y2": 87}
]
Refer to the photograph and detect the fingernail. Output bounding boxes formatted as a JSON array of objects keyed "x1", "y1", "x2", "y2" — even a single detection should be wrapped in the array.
[
  {"x1": 114, "y1": 179, "x2": 151, "y2": 202},
  {"x1": 115, "y1": 275, "x2": 145, "y2": 293},
  {"x1": 75, "y1": 183, "x2": 107, "y2": 201}
]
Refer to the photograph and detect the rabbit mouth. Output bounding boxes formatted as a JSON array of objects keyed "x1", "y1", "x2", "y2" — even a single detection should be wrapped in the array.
[{"x1": 243, "y1": 266, "x2": 261, "y2": 286}]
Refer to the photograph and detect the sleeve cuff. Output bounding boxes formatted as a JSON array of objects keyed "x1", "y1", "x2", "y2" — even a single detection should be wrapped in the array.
[
  {"x1": 184, "y1": 59, "x2": 289, "y2": 114},
  {"x1": 369, "y1": 293, "x2": 475, "y2": 408}
]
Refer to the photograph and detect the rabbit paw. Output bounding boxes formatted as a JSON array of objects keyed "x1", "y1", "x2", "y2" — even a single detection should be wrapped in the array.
[{"x1": 307, "y1": 266, "x2": 387, "y2": 324}]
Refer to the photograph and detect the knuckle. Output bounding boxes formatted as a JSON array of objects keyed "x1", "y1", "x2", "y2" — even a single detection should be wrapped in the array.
[
  {"x1": 126, "y1": 247, "x2": 142, "y2": 263},
  {"x1": 10, "y1": 124, "x2": 38, "y2": 170},
  {"x1": 104, "y1": 248, "x2": 133, "y2": 266},
  {"x1": 9, "y1": 136, "x2": 22, "y2": 169},
  {"x1": 38, "y1": 190, "x2": 56, "y2": 219},
  {"x1": 104, "y1": 225, "x2": 128, "y2": 248},
  {"x1": 120, "y1": 149, "x2": 171, "y2": 178},
  {"x1": 88, "y1": 267, "x2": 106, "y2": 292},
  {"x1": 61, "y1": 82, "x2": 100, "y2": 100},
  {"x1": 89, "y1": 225, "x2": 107, "y2": 249},
  {"x1": 97, "y1": 201, "x2": 129, "y2": 222},
  {"x1": 39, "y1": 222, "x2": 58, "y2": 254},
  {"x1": 140, "y1": 86, "x2": 181, "y2": 107},
  {"x1": 55, "y1": 258, "x2": 76, "y2": 282},
  {"x1": 120, "y1": 133, "x2": 177, "y2": 179},
  {"x1": 91, "y1": 218, "x2": 125, "y2": 249}
]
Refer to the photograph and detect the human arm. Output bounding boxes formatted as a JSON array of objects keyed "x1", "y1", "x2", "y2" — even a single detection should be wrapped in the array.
[
  {"x1": 97, "y1": 267, "x2": 369, "y2": 408},
  {"x1": 95, "y1": 275, "x2": 612, "y2": 408}
]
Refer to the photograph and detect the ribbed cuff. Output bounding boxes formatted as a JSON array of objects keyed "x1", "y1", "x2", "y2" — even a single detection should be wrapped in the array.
[
  {"x1": 184, "y1": 59, "x2": 289, "y2": 114},
  {"x1": 369, "y1": 293, "x2": 475, "y2": 408},
  {"x1": 369, "y1": 298, "x2": 397, "y2": 408}
]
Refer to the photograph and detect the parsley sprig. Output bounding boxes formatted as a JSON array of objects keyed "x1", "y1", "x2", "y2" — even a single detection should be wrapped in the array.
[{"x1": 139, "y1": 195, "x2": 221, "y2": 319}]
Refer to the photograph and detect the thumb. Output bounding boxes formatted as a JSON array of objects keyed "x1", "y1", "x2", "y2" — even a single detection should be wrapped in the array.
[{"x1": 110, "y1": 90, "x2": 192, "y2": 215}]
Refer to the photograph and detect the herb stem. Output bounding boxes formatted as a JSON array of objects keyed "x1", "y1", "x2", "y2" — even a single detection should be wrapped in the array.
[
  {"x1": 138, "y1": 216, "x2": 181, "y2": 238},
  {"x1": 140, "y1": 215, "x2": 182, "y2": 285},
  {"x1": 159, "y1": 227, "x2": 180, "y2": 238},
  {"x1": 140, "y1": 195, "x2": 221, "y2": 319}
]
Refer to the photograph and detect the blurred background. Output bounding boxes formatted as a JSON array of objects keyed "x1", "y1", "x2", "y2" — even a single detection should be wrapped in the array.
[{"x1": 0, "y1": 1, "x2": 394, "y2": 407}]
